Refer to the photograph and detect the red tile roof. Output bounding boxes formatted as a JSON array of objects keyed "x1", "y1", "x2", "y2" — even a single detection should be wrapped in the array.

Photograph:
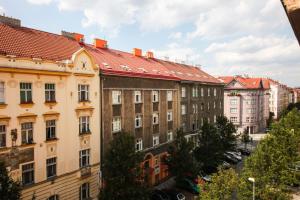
[
  {"x1": 219, "y1": 76, "x2": 270, "y2": 89},
  {"x1": 0, "y1": 23, "x2": 221, "y2": 84}
]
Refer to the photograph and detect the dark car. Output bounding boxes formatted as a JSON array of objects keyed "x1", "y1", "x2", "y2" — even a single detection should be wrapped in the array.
[
  {"x1": 176, "y1": 178, "x2": 200, "y2": 194},
  {"x1": 238, "y1": 148, "x2": 251, "y2": 156},
  {"x1": 151, "y1": 190, "x2": 170, "y2": 200},
  {"x1": 162, "y1": 189, "x2": 186, "y2": 200}
]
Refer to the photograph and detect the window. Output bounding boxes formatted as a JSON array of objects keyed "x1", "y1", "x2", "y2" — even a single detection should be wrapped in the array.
[
  {"x1": 45, "y1": 83, "x2": 55, "y2": 102},
  {"x1": 46, "y1": 157, "x2": 56, "y2": 179},
  {"x1": 134, "y1": 91, "x2": 142, "y2": 103},
  {"x1": 181, "y1": 105, "x2": 186, "y2": 115},
  {"x1": 230, "y1": 117, "x2": 237, "y2": 122},
  {"x1": 167, "y1": 131, "x2": 173, "y2": 142},
  {"x1": 80, "y1": 182, "x2": 90, "y2": 200},
  {"x1": 214, "y1": 115, "x2": 217, "y2": 123},
  {"x1": 79, "y1": 116, "x2": 90, "y2": 134},
  {"x1": 220, "y1": 101, "x2": 222, "y2": 109},
  {"x1": 153, "y1": 113, "x2": 159, "y2": 124},
  {"x1": 247, "y1": 108, "x2": 255, "y2": 114},
  {"x1": 208, "y1": 88, "x2": 210, "y2": 96},
  {"x1": 230, "y1": 108, "x2": 237, "y2": 114},
  {"x1": 112, "y1": 117, "x2": 121, "y2": 132},
  {"x1": 135, "y1": 139, "x2": 143, "y2": 151},
  {"x1": 0, "y1": 125, "x2": 6, "y2": 147},
  {"x1": 48, "y1": 195, "x2": 59, "y2": 200},
  {"x1": 208, "y1": 102, "x2": 210, "y2": 110},
  {"x1": 0, "y1": 82, "x2": 4, "y2": 103},
  {"x1": 207, "y1": 117, "x2": 210, "y2": 124},
  {"x1": 22, "y1": 163, "x2": 34, "y2": 185},
  {"x1": 192, "y1": 87, "x2": 198, "y2": 97},
  {"x1": 46, "y1": 120, "x2": 56, "y2": 140},
  {"x1": 230, "y1": 99, "x2": 237, "y2": 105},
  {"x1": 135, "y1": 115, "x2": 142, "y2": 128},
  {"x1": 78, "y1": 85, "x2": 89, "y2": 102},
  {"x1": 192, "y1": 104, "x2": 198, "y2": 114},
  {"x1": 167, "y1": 91, "x2": 173, "y2": 101},
  {"x1": 201, "y1": 88, "x2": 204, "y2": 97},
  {"x1": 246, "y1": 117, "x2": 250, "y2": 122},
  {"x1": 167, "y1": 111, "x2": 173, "y2": 122},
  {"x1": 152, "y1": 90, "x2": 159, "y2": 102},
  {"x1": 213, "y1": 101, "x2": 216, "y2": 109},
  {"x1": 20, "y1": 83, "x2": 32, "y2": 103},
  {"x1": 200, "y1": 103, "x2": 204, "y2": 111},
  {"x1": 214, "y1": 88, "x2": 217, "y2": 96},
  {"x1": 201, "y1": 118, "x2": 204, "y2": 126},
  {"x1": 79, "y1": 149, "x2": 90, "y2": 168},
  {"x1": 181, "y1": 87, "x2": 186, "y2": 98},
  {"x1": 112, "y1": 90, "x2": 122, "y2": 104},
  {"x1": 21, "y1": 122, "x2": 33, "y2": 144},
  {"x1": 153, "y1": 135, "x2": 159, "y2": 146}
]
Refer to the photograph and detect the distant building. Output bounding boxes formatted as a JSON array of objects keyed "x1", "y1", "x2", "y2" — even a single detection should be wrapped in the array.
[
  {"x1": 293, "y1": 88, "x2": 300, "y2": 103},
  {"x1": 219, "y1": 76, "x2": 270, "y2": 134}
]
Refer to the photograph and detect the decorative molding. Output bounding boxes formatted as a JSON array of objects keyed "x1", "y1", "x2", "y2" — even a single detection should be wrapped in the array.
[
  {"x1": 75, "y1": 106, "x2": 94, "y2": 116},
  {"x1": 42, "y1": 111, "x2": 60, "y2": 121},
  {"x1": 19, "y1": 102, "x2": 34, "y2": 108},
  {"x1": 73, "y1": 73, "x2": 95, "y2": 77},
  {"x1": 0, "y1": 66, "x2": 71, "y2": 76},
  {"x1": 0, "y1": 104, "x2": 8, "y2": 109},
  {"x1": 17, "y1": 113, "x2": 37, "y2": 123}
]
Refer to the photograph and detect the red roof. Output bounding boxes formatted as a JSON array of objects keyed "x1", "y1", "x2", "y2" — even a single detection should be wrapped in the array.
[
  {"x1": 219, "y1": 76, "x2": 270, "y2": 89},
  {"x1": 0, "y1": 23, "x2": 221, "y2": 84}
]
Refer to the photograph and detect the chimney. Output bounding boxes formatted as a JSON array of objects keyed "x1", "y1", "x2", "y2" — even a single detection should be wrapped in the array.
[
  {"x1": 0, "y1": 15, "x2": 21, "y2": 27},
  {"x1": 133, "y1": 48, "x2": 142, "y2": 57},
  {"x1": 94, "y1": 38, "x2": 108, "y2": 48},
  {"x1": 146, "y1": 51, "x2": 154, "y2": 59},
  {"x1": 74, "y1": 33, "x2": 85, "y2": 43}
]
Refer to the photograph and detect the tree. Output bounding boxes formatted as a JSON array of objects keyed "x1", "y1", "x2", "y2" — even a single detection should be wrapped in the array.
[
  {"x1": 241, "y1": 129, "x2": 251, "y2": 150},
  {"x1": 100, "y1": 132, "x2": 149, "y2": 200},
  {"x1": 166, "y1": 129, "x2": 199, "y2": 181},
  {"x1": 215, "y1": 116, "x2": 237, "y2": 153},
  {"x1": 238, "y1": 109, "x2": 300, "y2": 200},
  {"x1": 194, "y1": 122, "x2": 223, "y2": 173},
  {"x1": 0, "y1": 161, "x2": 21, "y2": 200},
  {"x1": 200, "y1": 168, "x2": 239, "y2": 200}
]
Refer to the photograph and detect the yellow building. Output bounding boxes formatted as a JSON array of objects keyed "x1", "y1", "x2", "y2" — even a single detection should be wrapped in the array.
[{"x1": 0, "y1": 16, "x2": 101, "y2": 199}]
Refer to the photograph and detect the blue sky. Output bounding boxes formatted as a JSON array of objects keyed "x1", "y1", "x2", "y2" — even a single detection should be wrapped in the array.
[{"x1": 1, "y1": 0, "x2": 299, "y2": 86}]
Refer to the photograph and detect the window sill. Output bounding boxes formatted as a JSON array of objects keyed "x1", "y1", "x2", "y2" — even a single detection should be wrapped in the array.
[
  {"x1": 45, "y1": 138, "x2": 59, "y2": 143},
  {"x1": 20, "y1": 143, "x2": 36, "y2": 148},
  {"x1": 44, "y1": 101, "x2": 57, "y2": 106},
  {"x1": 19, "y1": 102, "x2": 34, "y2": 108},
  {"x1": 135, "y1": 126, "x2": 143, "y2": 129},
  {"x1": 79, "y1": 132, "x2": 92, "y2": 136},
  {"x1": 112, "y1": 103, "x2": 122, "y2": 106},
  {"x1": 0, "y1": 103, "x2": 7, "y2": 109},
  {"x1": 79, "y1": 100, "x2": 91, "y2": 104},
  {"x1": 47, "y1": 176, "x2": 57, "y2": 181},
  {"x1": 135, "y1": 102, "x2": 143, "y2": 104}
]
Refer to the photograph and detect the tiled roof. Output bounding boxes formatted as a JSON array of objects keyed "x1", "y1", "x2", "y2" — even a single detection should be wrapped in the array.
[
  {"x1": 219, "y1": 76, "x2": 270, "y2": 89},
  {"x1": 0, "y1": 24, "x2": 81, "y2": 61},
  {"x1": 0, "y1": 23, "x2": 221, "y2": 84}
]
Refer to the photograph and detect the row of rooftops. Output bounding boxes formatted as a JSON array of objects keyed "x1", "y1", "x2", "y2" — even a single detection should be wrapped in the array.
[{"x1": 0, "y1": 15, "x2": 221, "y2": 84}]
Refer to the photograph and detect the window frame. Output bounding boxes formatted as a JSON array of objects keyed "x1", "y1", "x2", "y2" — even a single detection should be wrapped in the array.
[
  {"x1": 181, "y1": 87, "x2": 186, "y2": 98},
  {"x1": 21, "y1": 122, "x2": 33, "y2": 144},
  {"x1": 112, "y1": 90, "x2": 122, "y2": 105},
  {"x1": 112, "y1": 117, "x2": 121, "y2": 133},
  {"x1": 46, "y1": 157, "x2": 57, "y2": 179},
  {"x1": 134, "y1": 90, "x2": 142, "y2": 103},
  {"x1": 152, "y1": 113, "x2": 159, "y2": 125},
  {"x1": 0, "y1": 82, "x2": 5, "y2": 104},
  {"x1": 46, "y1": 120, "x2": 56, "y2": 140},
  {"x1": 79, "y1": 116, "x2": 90, "y2": 135},
  {"x1": 80, "y1": 182, "x2": 90, "y2": 200},
  {"x1": 153, "y1": 135, "x2": 159, "y2": 146},
  {"x1": 181, "y1": 104, "x2": 186, "y2": 115},
  {"x1": 45, "y1": 83, "x2": 56, "y2": 102},
  {"x1": 20, "y1": 82, "x2": 32, "y2": 104},
  {"x1": 21, "y1": 162, "x2": 34, "y2": 186},
  {"x1": 135, "y1": 138, "x2": 143, "y2": 151},
  {"x1": 167, "y1": 90, "x2": 173, "y2": 101},
  {"x1": 0, "y1": 125, "x2": 6, "y2": 147},
  {"x1": 135, "y1": 115, "x2": 142, "y2": 128},
  {"x1": 167, "y1": 131, "x2": 173, "y2": 142},
  {"x1": 152, "y1": 90, "x2": 159, "y2": 102},
  {"x1": 79, "y1": 149, "x2": 90, "y2": 168},
  {"x1": 78, "y1": 84, "x2": 89, "y2": 102}
]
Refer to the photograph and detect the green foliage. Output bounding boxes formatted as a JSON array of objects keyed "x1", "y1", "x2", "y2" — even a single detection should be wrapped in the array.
[
  {"x1": 200, "y1": 168, "x2": 239, "y2": 200},
  {"x1": 241, "y1": 129, "x2": 251, "y2": 150},
  {"x1": 195, "y1": 116, "x2": 237, "y2": 171},
  {"x1": 0, "y1": 161, "x2": 21, "y2": 200},
  {"x1": 238, "y1": 109, "x2": 300, "y2": 200},
  {"x1": 167, "y1": 129, "x2": 199, "y2": 181},
  {"x1": 100, "y1": 132, "x2": 149, "y2": 200}
]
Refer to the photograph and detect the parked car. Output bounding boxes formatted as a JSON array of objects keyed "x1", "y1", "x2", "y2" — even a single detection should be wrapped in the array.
[
  {"x1": 221, "y1": 161, "x2": 231, "y2": 169},
  {"x1": 199, "y1": 173, "x2": 211, "y2": 183},
  {"x1": 151, "y1": 190, "x2": 170, "y2": 200},
  {"x1": 162, "y1": 189, "x2": 186, "y2": 200},
  {"x1": 224, "y1": 153, "x2": 239, "y2": 164},
  {"x1": 176, "y1": 178, "x2": 200, "y2": 194},
  {"x1": 226, "y1": 151, "x2": 242, "y2": 161},
  {"x1": 238, "y1": 148, "x2": 251, "y2": 156}
]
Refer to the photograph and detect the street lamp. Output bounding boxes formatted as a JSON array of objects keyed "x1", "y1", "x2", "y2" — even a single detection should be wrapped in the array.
[{"x1": 248, "y1": 177, "x2": 255, "y2": 200}]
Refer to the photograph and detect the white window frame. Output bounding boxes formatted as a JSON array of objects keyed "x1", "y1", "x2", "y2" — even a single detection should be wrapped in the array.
[
  {"x1": 21, "y1": 162, "x2": 34, "y2": 185},
  {"x1": 79, "y1": 116, "x2": 90, "y2": 134},
  {"x1": 45, "y1": 83, "x2": 56, "y2": 102},
  {"x1": 79, "y1": 149, "x2": 90, "y2": 168},
  {"x1": 181, "y1": 104, "x2": 186, "y2": 115},
  {"x1": 214, "y1": 88, "x2": 217, "y2": 96},
  {"x1": 78, "y1": 84, "x2": 89, "y2": 102},
  {"x1": 167, "y1": 111, "x2": 173, "y2": 122},
  {"x1": 21, "y1": 122, "x2": 33, "y2": 144},
  {"x1": 153, "y1": 135, "x2": 159, "y2": 146},
  {"x1": 214, "y1": 115, "x2": 217, "y2": 123},
  {"x1": 167, "y1": 90, "x2": 173, "y2": 101},
  {"x1": 135, "y1": 115, "x2": 142, "y2": 128},
  {"x1": 167, "y1": 131, "x2": 173, "y2": 142},
  {"x1": 192, "y1": 87, "x2": 198, "y2": 97},
  {"x1": 20, "y1": 82, "x2": 32, "y2": 103},
  {"x1": 135, "y1": 138, "x2": 143, "y2": 151},
  {"x1": 0, "y1": 82, "x2": 4, "y2": 103},
  {"x1": 112, "y1": 117, "x2": 121, "y2": 132},
  {"x1": 112, "y1": 90, "x2": 122, "y2": 105},
  {"x1": 152, "y1": 90, "x2": 159, "y2": 102},
  {"x1": 230, "y1": 117, "x2": 237, "y2": 122},
  {"x1": 201, "y1": 88, "x2": 204, "y2": 97},
  {"x1": 46, "y1": 157, "x2": 57, "y2": 179},
  {"x1": 193, "y1": 104, "x2": 198, "y2": 114},
  {"x1": 213, "y1": 101, "x2": 216, "y2": 109},
  {"x1": 208, "y1": 88, "x2": 211, "y2": 96},
  {"x1": 46, "y1": 120, "x2": 56, "y2": 140},
  {"x1": 230, "y1": 99, "x2": 237, "y2": 105},
  {"x1": 134, "y1": 90, "x2": 142, "y2": 103},
  {"x1": 230, "y1": 108, "x2": 237, "y2": 114},
  {"x1": 152, "y1": 113, "x2": 159, "y2": 125},
  {"x1": 0, "y1": 125, "x2": 6, "y2": 147},
  {"x1": 181, "y1": 87, "x2": 186, "y2": 98},
  {"x1": 80, "y1": 182, "x2": 90, "y2": 200}
]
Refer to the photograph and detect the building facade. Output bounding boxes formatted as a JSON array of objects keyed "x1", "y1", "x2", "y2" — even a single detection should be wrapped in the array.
[
  {"x1": 219, "y1": 76, "x2": 270, "y2": 134},
  {"x1": 0, "y1": 16, "x2": 101, "y2": 200}
]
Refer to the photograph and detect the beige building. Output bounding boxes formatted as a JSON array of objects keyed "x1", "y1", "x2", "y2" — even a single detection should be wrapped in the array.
[{"x1": 0, "y1": 16, "x2": 100, "y2": 200}]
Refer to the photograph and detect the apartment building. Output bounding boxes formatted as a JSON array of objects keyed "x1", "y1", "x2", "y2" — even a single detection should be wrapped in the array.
[
  {"x1": 292, "y1": 88, "x2": 300, "y2": 103},
  {"x1": 219, "y1": 76, "x2": 270, "y2": 134},
  {"x1": 0, "y1": 16, "x2": 101, "y2": 200}
]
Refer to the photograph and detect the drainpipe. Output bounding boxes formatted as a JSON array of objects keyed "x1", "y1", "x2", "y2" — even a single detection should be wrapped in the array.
[{"x1": 100, "y1": 72, "x2": 104, "y2": 188}]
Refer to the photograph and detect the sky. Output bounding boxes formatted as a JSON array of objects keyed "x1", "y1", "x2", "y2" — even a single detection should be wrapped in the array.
[{"x1": 0, "y1": 0, "x2": 299, "y2": 87}]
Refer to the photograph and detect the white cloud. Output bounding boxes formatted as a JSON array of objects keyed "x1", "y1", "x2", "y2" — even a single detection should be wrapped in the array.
[
  {"x1": 27, "y1": 0, "x2": 53, "y2": 5},
  {"x1": 168, "y1": 32, "x2": 182, "y2": 40},
  {"x1": 0, "y1": 6, "x2": 5, "y2": 15}
]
